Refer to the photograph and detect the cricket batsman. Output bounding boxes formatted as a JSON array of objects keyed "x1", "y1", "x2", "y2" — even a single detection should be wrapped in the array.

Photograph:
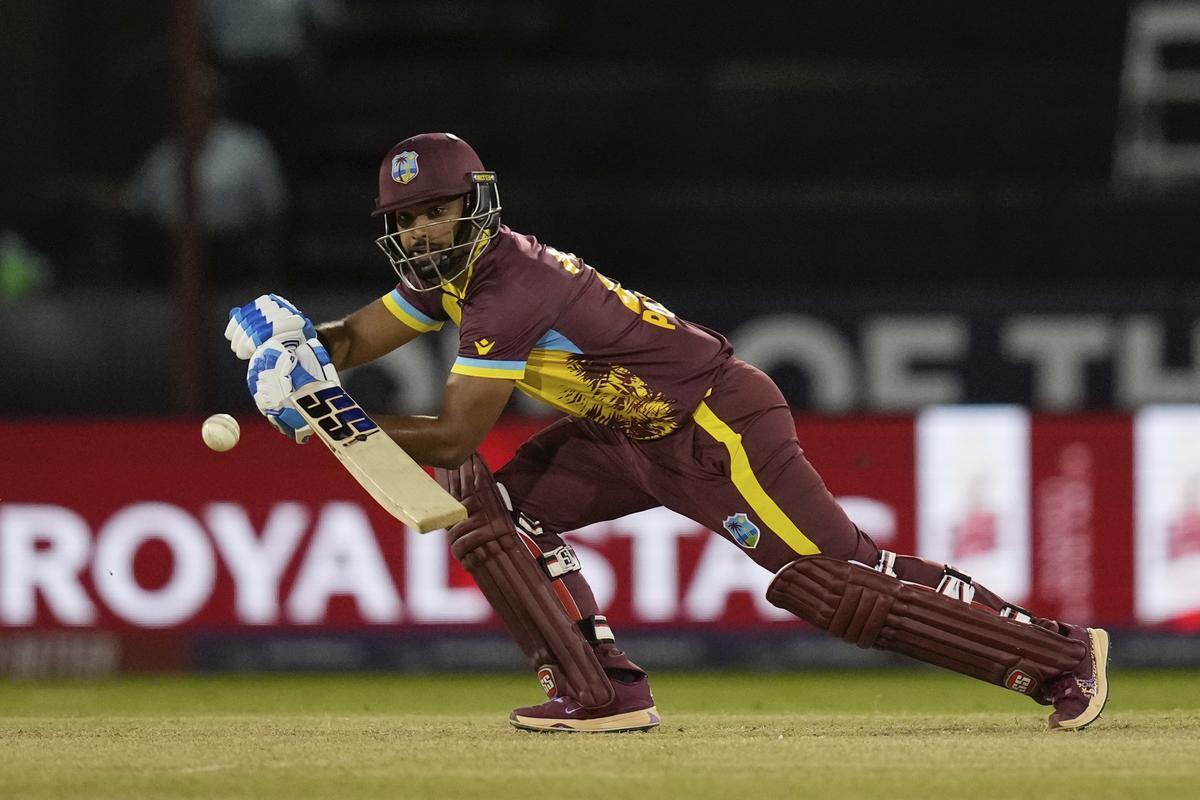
[{"x1": 226, "y1": 132, "x2": 1110, "y2": 733}]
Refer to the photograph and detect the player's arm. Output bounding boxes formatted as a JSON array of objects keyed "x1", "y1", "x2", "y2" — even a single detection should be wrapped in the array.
[
  {"x1": 370, "y1": 373, "x2": 515, "y2": 468},
  {"x1": 315, "y1": 298, "x2": 422, "y2": 371}
]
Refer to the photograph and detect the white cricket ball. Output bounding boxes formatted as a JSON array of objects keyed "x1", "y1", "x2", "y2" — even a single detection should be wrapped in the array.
[{"x1": 202, "y1": 413, "x2": 240, "y2": 452}]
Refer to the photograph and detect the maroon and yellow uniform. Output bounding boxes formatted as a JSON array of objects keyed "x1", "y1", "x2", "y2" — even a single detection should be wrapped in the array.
[
  {"x1": 383, "y1": 226, "x2": 873, "y2": 572},
  {"x1": 384, "y1": 225, "x2": 732, "y2": 440}
]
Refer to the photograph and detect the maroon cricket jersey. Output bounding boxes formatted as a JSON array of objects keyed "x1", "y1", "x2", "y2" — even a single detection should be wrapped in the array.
[{"x1": 381, "y1": 226, "x2": 732, "y2": 439}]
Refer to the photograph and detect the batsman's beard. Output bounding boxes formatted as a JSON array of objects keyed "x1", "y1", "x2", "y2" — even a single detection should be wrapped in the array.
[{"x1": 410, "y1": 247, "x2": 467, "y2": 285}]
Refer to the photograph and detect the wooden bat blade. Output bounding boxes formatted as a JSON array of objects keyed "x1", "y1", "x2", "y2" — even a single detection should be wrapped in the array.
[{"x1": 286, "y1": 380, "x2": 466, "y2": 533}]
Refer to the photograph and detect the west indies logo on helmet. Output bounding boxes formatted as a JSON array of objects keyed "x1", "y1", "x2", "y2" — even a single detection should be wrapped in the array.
[
  {"x1": 373, "y1": 132, "x2": 502, "y2": 292},
  {"x1": 391, "y1": 151, "x2": 419, "y2": 184}
]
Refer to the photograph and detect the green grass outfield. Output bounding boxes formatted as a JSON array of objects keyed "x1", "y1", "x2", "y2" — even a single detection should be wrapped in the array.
[{"x1": 1, "y1": 670, "x2": 1197, "y2": 800}]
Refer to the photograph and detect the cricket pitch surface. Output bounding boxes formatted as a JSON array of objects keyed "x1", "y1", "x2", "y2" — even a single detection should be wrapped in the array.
[{"x1": 2, "y1": 670, "x2": 1197, "y2": 799}]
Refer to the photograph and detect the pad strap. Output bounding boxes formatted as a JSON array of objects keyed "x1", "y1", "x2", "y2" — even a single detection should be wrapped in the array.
[
  {"x1": 1000, "y1": 602, "x2": 1035, "y2": 624},
  {"x1": 541, "y1": 544, "x2": 582, "y2": 578},
  {"x1": 578, "y1": 615, "x2": 616, "y2": 645},
  {"x1": 436, "y1": 454, "x2": 615, "y2": 709},
  {"x1": 767, "y1": 556, "x2": 1086, "y2": 700}
]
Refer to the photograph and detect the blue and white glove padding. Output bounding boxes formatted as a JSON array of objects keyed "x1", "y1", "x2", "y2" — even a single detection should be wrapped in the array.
[
  {"x1": 225, "y1": 294, "x2": 317, "y2": 360},
  {"x1": 246, "y1": 336, "x2": 340, "y2": 443}
]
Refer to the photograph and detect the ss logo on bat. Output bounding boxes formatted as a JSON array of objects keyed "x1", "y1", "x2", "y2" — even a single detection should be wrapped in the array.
[{"x1": 295, "y1": 385, "x2": 380, "y2": 442}]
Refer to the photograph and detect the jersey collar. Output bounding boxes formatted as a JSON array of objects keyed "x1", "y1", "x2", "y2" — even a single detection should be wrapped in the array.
[{"x1": 438, "y1": 226, "x2": 504, "y2": 300}]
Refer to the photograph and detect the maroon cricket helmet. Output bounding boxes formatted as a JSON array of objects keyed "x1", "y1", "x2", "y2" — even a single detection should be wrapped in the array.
[
  {"x1": 372, "y1": 132, "x2": 487, "y2": 216},
  {"x1": 371, "y1": 132, "x2": 502, "y2": 292}
]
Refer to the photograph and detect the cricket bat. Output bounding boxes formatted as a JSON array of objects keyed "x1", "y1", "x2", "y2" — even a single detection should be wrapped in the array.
[{"x1": 287, "y1": 379, "x2": 467, "y2": 533}]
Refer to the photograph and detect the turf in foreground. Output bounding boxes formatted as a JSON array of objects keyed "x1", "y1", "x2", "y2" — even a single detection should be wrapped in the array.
[{"x1": 1, "y1": 671, "x2": 1197, "y2": 800}]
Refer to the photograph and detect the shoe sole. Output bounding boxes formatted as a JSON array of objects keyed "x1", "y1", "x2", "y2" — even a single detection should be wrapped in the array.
[
  {"x1": 1049, "y1": 627, "x2": 1110, "y2": 732},
  {"x1": 509, "y1": 706, "x2": 661, "y2": 733}
]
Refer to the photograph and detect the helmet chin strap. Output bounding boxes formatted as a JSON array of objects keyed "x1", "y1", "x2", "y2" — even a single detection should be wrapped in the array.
[
  {"x1": 427, "y1": 214, "x2": 486, "y2": 288},
  {"x1": 412, "y1": 257, "x2": 444, "y2": 282}
]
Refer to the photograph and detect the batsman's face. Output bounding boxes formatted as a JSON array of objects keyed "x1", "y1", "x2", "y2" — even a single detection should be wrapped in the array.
[{"x1": 395, "y1": 195, "x2": 466, "y2": 257}]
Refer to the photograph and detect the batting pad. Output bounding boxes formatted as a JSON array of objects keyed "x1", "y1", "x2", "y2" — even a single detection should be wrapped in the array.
[
  {"x1": 767, "y1": 556, "x2": 1086, "y2": 700},
  {"x1": 437, "y1": 454, "x2": 615, "y2": 710}
]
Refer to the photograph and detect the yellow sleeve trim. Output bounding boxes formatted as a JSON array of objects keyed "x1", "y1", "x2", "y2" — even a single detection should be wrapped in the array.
[
  {"x1": 692, "y1": 401, "x2": 821, "y2": 556},
  {"x1": 382, "y1": 291, "x2": 444, "y2": 332}
]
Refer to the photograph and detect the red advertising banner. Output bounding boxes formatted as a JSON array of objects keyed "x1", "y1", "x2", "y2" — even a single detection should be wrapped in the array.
[
  {"x1": 0, "y1": 411, "x2": 1194, "y2": 642},
  {"x1": 1029, "y1": 415, "x2": 1133, "y2": 628}
]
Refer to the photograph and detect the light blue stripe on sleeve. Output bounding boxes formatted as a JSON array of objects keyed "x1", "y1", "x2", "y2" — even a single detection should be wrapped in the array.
[
  {"x1": 388, "y1": 289, "x2": 440, "y2": 327},
  {"x1": 534, "y1": 328, "x2": 583, "y2": 353},
  {"x1": 454, "y1": 356, "x2": 526, "y2": 371}
]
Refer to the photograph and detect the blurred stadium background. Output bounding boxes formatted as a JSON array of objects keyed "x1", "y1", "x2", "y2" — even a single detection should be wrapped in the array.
[{"x1": 3, "y1": 0, "x2": 1200, "y2": 681}]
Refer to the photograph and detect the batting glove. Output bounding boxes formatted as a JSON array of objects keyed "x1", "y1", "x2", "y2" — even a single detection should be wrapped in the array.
[
  {"x1": 246, "y1": 336, "x2": 340, "y2": 444},
  {"x1": 225, "y1": 294, "x2": 317, "y2": 360}
]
